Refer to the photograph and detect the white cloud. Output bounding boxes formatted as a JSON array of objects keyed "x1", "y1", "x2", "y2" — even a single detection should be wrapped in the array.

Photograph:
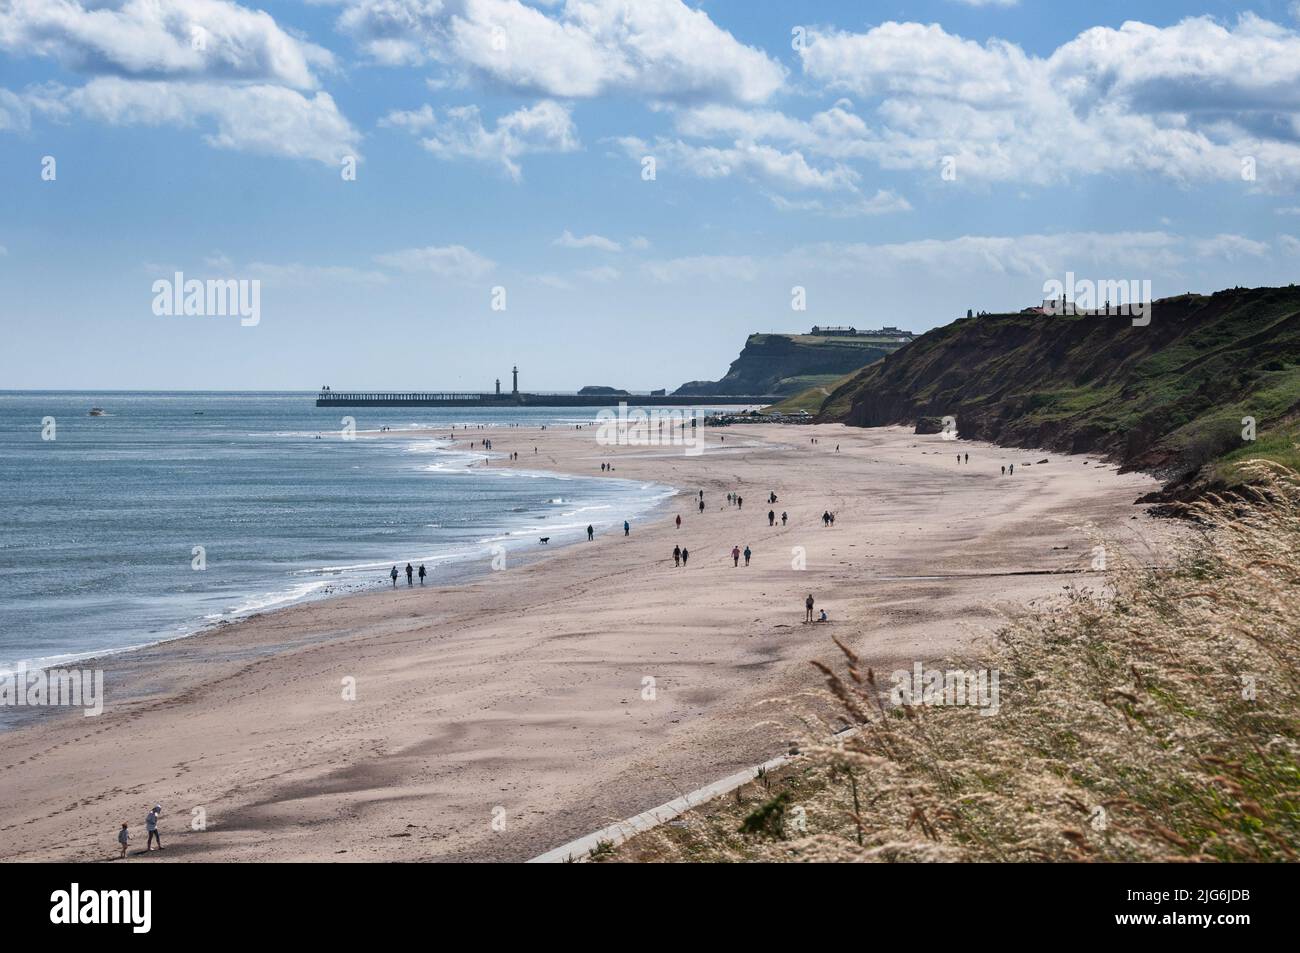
[
  {"x1": 673, "y1": 101, "x2": 872, "y2": 159},
  {"x1": 335, "y1": 0, "x2": 785, "y2": 103},
  {"x1": 618, "y1": 102, "x2": 910, "y2": 209},
  {"x1": 0, "y1": 82, "x2": 71, "y2": 132},
  {"x1": 1279, "y1": 234, "x2": 1300, "y2": 255},
  {"x1": 66, "y1": 77, "x2": 360, "y2": 165},
  {"x1": 0, "y1": 0, "x2": 333, "y2": 89},
  {"x1": 247, "y1": 262, "x2": 390, "y2": 285},
  {"x1": 0, "y1": 2, "x2": 360, "y2": 164},
  {"x1": 1191, "y1": 233, "x2": 1271, "y2": 260},
  {"x1": 373, "y1": 244, "x2": 495, "y2": 279},
  {"x1": 787, "y1": 15, "x2": 1300, "y2": 189},
  {"x1": 0, "y1": 87, "x2": 38, "y2": 132},
  {"x1": 402, "y1": 99, "x2": 578, "y2": 180},
  {"x1": 536, "y1": 273, "x2": 573, "y2": 290},
  {"x1": 554, "y1": 230, "x2": 621, "y2": 252},
  {"x1": 643, "y1": 254, "x2": 758, "y2": 283},
  {"x1": 378, "y1": 103, "x2": 437, "y2": 132},
  {"x1": 636, "y1": 231, "x2": 1287, "y2": 289},
  {"x1": 615, "y1": 135, "x2": 858, "y2": 192},
  {"x1": 785, "y1": 232, "x2": 1188, "y2": 278},
  {"x1": 768, "y1": 189, "x2": 911, "y2": 217},
  {"x1": 577, "y1": 264, "x2": 620, "y2": 282}
]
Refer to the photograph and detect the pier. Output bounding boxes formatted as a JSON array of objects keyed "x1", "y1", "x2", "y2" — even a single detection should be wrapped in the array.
[
  {"x1": 315, "y1": 365, "x2": 774, "y2": 408},
  {"x1": 314, "y1": 391, "x2": 773, "y2": 408}
]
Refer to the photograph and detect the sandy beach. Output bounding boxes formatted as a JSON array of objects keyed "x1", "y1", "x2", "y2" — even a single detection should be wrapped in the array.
[{"x1": 0, "y1": 422, "x2": 1173, "y2": 862}]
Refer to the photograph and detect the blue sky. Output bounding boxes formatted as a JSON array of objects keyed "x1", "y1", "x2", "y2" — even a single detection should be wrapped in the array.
[{"x1": 2, "y1": 0, "x2": 1299, "y2": 391}]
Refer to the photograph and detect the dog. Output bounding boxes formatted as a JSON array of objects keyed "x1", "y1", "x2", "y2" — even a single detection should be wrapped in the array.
[{"x1": 539, "y1": 537, "x2": 550, "y2": 544}]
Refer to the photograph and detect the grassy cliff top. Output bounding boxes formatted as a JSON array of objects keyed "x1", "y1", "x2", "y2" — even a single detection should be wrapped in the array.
[{"x1": 812, "y1": 286, "x2": 1300, "y2": 494}]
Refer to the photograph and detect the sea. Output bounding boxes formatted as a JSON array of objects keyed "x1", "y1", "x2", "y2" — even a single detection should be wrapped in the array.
[{"x1": 0, "y1": 392, "x2": 681, "y2": 676}]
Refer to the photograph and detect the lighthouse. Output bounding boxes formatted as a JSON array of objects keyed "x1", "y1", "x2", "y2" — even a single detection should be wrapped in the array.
[
  {"x1": 495, "y1": 378, "x2": 501, "y2": 396},
  {"x1": 512, "y1": 365, "x2": 519, "y2": 395}
]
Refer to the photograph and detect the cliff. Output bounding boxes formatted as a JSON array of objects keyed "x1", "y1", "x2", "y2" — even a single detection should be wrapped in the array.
[
  {"x1": 674, "y1": 333, "x2": 903, "y2": 397},
  {"x1": 817, "y1": 286, "x2": 1300, "y2": 494}
]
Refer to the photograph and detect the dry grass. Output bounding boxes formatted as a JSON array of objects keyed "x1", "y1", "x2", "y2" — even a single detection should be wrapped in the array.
[{"x1": 613, "y1": 462, "x2": 1300, "y2": 863}]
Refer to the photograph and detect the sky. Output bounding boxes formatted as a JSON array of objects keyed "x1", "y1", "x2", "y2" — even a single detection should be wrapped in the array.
[{"x1": 1, "y1": 0, "x2": 1299, "y2": 392}]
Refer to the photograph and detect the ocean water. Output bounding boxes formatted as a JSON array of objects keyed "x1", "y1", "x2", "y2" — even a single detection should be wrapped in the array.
[{"x1": 0, "y1": 392, "x2": 677, "y2": 674}]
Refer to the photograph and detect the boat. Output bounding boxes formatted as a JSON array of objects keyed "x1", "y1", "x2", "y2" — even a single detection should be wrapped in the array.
[{"x1": 88, "y1": 407, "x2": 106, "y2": 417}]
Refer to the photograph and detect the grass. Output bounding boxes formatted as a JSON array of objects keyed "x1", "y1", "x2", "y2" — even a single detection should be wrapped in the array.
[
  {"x1": 812, "y1": 288, "x2": 1300, "y2": 492},
  {"x1": 611, "y1": 462, "x2": 1300, "y2": 862},
  {"x1": 767, "y1": 369, "x2": 872, "y2": 414},
  {"x1": 1211, "y1": 424, "x2": 1300, "y2": 485},
  {"x1": 784, "y1": 335, "x2": 906, "y2": 348},
  {"x1": 771, "y1": 364, "x2": 887, "y2": 416}
]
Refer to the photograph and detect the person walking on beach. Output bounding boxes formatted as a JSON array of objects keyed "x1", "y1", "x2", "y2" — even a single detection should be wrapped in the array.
[
  {"x1": 587, "y1": 525, "x2": 594, "y2": 541},
  {"x1": 698, "y1": 499, "x2": 704, "y2": 514},
  {"x1": 623, "y1": 520, "x2": 630, "y2": 536},
  {"x1": 822, "y1": 510, "x2": 831, "y2": 527},
  {"x1": 675, "y1": 514, "x2": 682, "y2": 530},
  {"x1": 732, "y1": 545, "x2": 741, "y2": 567},
  {"x1": 118, "y1": 822, "x2": 131, "y2": 859},
  {"x1": 390, "y1": 565, "x2": 398, "y2": 587},
  {"x1": 418, "y1": 564, "x2": 426, "y2": 584},
  {"x1": 405, "y1": 563, "x2": 414, "y2": 586},
  {"x1": 805, "y1": 594, "x2": 815, "y2": 623},
  {"x1": 743, "y1": 545, "x2": 751, "y2": 566},
  {"x1": 829, "y1": 512, "x2": 835, "y2": 526},
  {"x1": 1001, "y1": 465, "x2": 1006, "y2": 476},
  {"x1": 681, "y1": 548, "x2": 689, "y2": 566},
  {"x1": 964, "y1": 453, "x2": 969, "y2": 464},
  {"x1": 768, "y1": 509, "x2": 775, "y2": 526},
  {"x1": 146, "y1": 805, "x2": 163, "y2": 851},
  {"x1": 781, "y1": 511, "x2": 788, "y2": 526},
  {"x1": 1009, "y1": 464, "x2": 1014, "y2": 476},
  {"x1": 737, "y1": 495, "x2": 743, "y2": 510},
  {"x1": 957, "y1": 453, "x2": 962, "y2": 464},
  {"x1": 673, "y1": 545, "x2": 681, "y2": 567}
]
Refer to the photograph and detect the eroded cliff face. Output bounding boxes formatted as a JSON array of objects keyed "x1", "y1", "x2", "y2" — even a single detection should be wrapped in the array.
[
  {"x1": 674, "y1": 334, "x2": 894, "y2": 396},
  {"x1": 820, "y1": 287, "x2": 1300, "y2": 490}
]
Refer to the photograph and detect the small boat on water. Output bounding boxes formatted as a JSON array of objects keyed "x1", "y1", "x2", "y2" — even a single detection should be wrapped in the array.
[{"x1": 88, "y1": 407, "x2": 106, "y2": 417}]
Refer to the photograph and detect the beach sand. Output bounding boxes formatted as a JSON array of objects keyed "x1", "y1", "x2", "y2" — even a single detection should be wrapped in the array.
[{"x1": 0, "y1": 423, "x2": 1173, "y2": 862}]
